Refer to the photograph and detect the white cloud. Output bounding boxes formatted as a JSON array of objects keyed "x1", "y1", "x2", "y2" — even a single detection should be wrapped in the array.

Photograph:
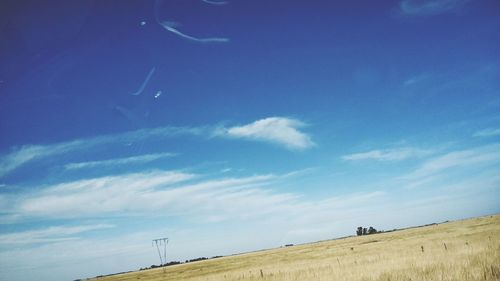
[
  {"x1": 221, "y1": 117, "x2": 314, "y2": 150},
  {"x1": 393, "y1": 144, "x2": 500, "y2": 190},
  {"x1": 403, "y1": 73, "x2": 430, "y2": 86},
  {"x1": 64, "y1": 152, "x2": 176, "y2": 170},
  {"x1": 0, "y1": 143, "x2": 77, "y2": 178},
  {"x1": 0, "y1": 224, "x2": 114, "y2": 245},
  {"x1": 342, "y1": 147, "x2": 432, "y2": 161},
  {"x1": 0, "y1": 126, "x2": 201, "y2": 178},
  {"x1": 17, "y1": 170, "x2": 196, "y2": 218},
  {"x1": 0, "y1": 230, "x2": 159, "y2": 281},
  {"x1": 0, "y1": 117, "x2": 313, "y2": 177},
  {"x1": 473, "y1": 128, "x2": 500, "y2": 138},
  {"x1": 8, "y1": 167, "x2": 356, "y2": 224},
  {"x1": 12, "y1": 170, "x2": 302, "y2": 221},
  {"x1": 399, "y1": 0, "x2": 469, "y2": 16},
  {"x1": 2, "y1": 152, "x2": 499, "y2": 281},
  {"x1": 220, "y1": 168, "x2": 233, "y2": 173},
  {"x1": 6, "y1": 166, "x2": 392, "y2": 236},
  {"x1": 2, "y1": 181, "x2": 495, "y2": 281},
  {"x1": 403, "y1": 144, "x2": 500, "y2": 180}
]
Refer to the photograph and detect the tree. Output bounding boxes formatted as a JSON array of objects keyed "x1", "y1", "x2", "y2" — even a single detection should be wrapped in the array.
[
  {"x1": 362, "y1": 228, "x2": 367, "y2": 235},
  {"x1": 368, "y1": 226, "x2": 377, "y2": 234},
  {"x1": 356, "y1": 227, "x2": 363, "y2": 236}
]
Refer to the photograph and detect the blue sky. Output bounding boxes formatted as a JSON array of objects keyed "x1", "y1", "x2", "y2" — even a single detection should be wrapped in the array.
[{"x1": 1, "y1": 0, "x2": 499, "y2": 280}]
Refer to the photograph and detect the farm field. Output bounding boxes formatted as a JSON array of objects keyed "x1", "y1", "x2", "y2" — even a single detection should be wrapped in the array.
[{"x1": 91, "y1": 214, "x2": 500, "y2": 281}]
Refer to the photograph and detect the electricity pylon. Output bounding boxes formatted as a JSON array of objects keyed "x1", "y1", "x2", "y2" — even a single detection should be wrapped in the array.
[{"x1": 152, "y1": 237, "x2": 169, "y2": 266}]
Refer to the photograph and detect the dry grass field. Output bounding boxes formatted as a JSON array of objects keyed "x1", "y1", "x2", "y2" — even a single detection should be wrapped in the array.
[{"x1": 91, "y1": 214, "x2": 500, "y2": 281}]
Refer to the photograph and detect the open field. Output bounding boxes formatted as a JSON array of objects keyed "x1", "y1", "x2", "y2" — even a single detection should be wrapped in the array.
[{"x1": 91, "y1": 214, "x2": 500, "y2": 281}]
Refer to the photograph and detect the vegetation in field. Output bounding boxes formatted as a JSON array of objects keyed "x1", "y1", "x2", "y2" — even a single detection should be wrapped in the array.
[{"x1": 89, "y1": 214, "x2": 500, "y2": 281}]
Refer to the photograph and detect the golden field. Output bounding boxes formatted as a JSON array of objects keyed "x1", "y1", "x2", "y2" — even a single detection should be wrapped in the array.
[{"x1": 91, "y1": 214, "x2": 500, "y2": 281}]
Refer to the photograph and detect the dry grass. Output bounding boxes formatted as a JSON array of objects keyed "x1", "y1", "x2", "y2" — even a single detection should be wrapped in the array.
[{"x1": 91, "y1": 214, "x2": 500, "y2": 281}]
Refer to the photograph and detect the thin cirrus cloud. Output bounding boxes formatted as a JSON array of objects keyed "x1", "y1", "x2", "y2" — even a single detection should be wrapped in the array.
[
  {"x1": 12, "y1": 170, "x2": 296, "y2": 220},
  {"x1": 473, "y1": 128, "x2": 500, "y2": 138},
  {"x1": 64, "y1": 152, "x2": 176, "y2": 171},
  {"x1": 342, "y1": 147, "x2": 432, "y2": 161},
  {"x1": 5, "y1": 167, "x2": 389, "y2": 230},
  {"x1": 3, "y1": 144, "x2": 498, "y2": 280},
  {"x1": 0, "y1": 117, "x2": 312, "y2": 177},
  {"x1": 0, "y1": 189, "x2": 391, "y2": 281},
  {"x1": 399, "y1": 0, "x2": 469, "y2": 16},
  {"x1": 401, "y1": 144, "x2": 500, "y2": 181},
  {"x1": 0, "y1": 125, "x2": 202, "y2": 178},
  {"x1": 0, "y1": 142, "x2": 85, "y2": 178},
  {"x1": 0, "y1": 224, "x2": 114, "y2": 245},
  {"x1": 15, "y1": 170, "x2": 195, "y2": 218},
  {"x1": 220, "y1": 117, "x2": 315, "y2": 150},
  {"x1": 403, "y1": 73, "x2": 430, "y2": 86}
]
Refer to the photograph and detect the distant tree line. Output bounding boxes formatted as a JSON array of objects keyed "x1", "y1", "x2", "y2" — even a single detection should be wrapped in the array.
[
  {"x1": 186, "y1": 257, "x2": 207, "y2": 263},
  {"x1": 139, "y1": 255, "x2": 223, "y2": 271},
  {"x1": 356, "y1": 226, "x2": 379, "y2": 236}
]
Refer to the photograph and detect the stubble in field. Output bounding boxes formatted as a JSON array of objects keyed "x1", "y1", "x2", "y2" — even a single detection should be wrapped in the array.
[{"x1": 92, "y1": 214, "x2": 500, "y2": 281}]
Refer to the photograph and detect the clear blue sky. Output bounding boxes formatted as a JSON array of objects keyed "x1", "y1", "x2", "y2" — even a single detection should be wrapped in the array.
[{"x1": 1, "y1": 0, "x2": 499, "y2": 280}]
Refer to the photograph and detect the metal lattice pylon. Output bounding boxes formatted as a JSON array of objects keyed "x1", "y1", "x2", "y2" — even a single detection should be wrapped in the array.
[{"x1": 152, "y1": 237, "x2": 169, "y2": 265}]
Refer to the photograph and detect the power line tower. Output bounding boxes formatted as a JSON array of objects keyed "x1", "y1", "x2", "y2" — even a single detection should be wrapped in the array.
[{"x1": 152, "y1": 237, "x2": 169, "y2": 266}]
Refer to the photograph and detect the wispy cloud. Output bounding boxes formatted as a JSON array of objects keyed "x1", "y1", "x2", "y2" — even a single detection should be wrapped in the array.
[
  {"x1": 5, "y1": 167, "x2": 391, "y2": 234},
  {"x1": 3, "y1": 147, "x2": 498, "y2": 280},
  {"x1": 0, "y1": 224, "x2": 114, "y2": 245},
  {"x1": 399, "y1": 0, "x2": 469, "y2": 16},
  {"x1": 17, "y1": 170, "x2": 196, "y2": 218},
  {"x1": 0, "y1": 142, "x2": 83, "y2": 178},
  {"x1": 403, "y1": 73, "x2": 430, "y2": 86},
  {"x1": 1, "y1": 183, "x2": 494, "y2": 281},
  {"x1": 404, "y1": 144, "x2": 500, "y2": 178},
  {"x1": 0, "y1": 117, "x2": 312, "y2": 177},
  {"x1": 398, "y1": 144, "x2": 500, "y2": 189},
  {"x1": 0, "y1": 126, "x2": 201, "y2": 177},
  {"x1": 64, "y1": 152, "x2": 176, "y2": 171},
  {"x1": 342, "y1": 147, "x2": 432, "y2": 161},
  {"x1": 12, "y1": 170, "x2": 300, "y2": 221},
  {"x1": 7, "y1": 166, "x2": 368, "y2": 226},
  {"x1": 5, "y1": 164, "x2": 392, "y2": 232},
  {"x1": 219, "y1": 117, "x2": 315, "y2": 150},
  {"x1": 473, "y1": 128, "x2": 500, "y2": 138}
]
